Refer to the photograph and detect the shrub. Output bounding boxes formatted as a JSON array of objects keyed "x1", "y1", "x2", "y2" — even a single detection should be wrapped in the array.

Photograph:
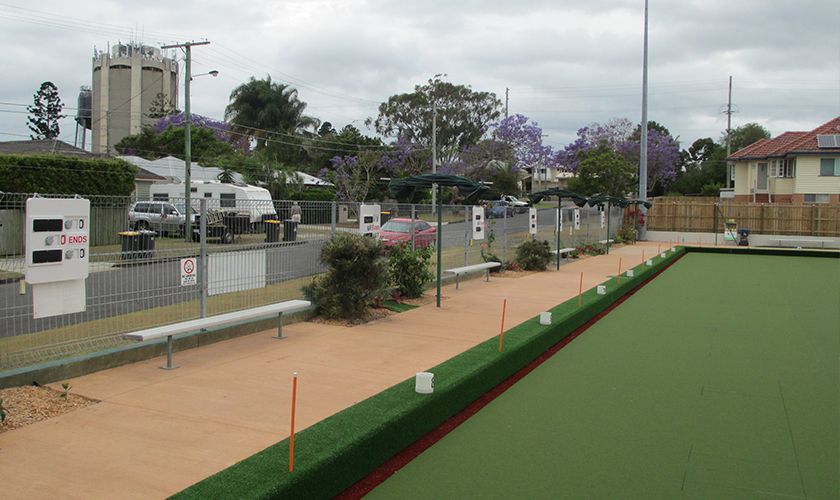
[
  {"x1": 480, "y1": 232, "x2": 503, "y2": 272},
  {"x1": 386, "y1": 243, "x2": 434, "y2": 299},
  {"x1": 515, "y1": 239, "x2": 552, "y2": 271},
  {"x1": 577, "y1": 242, "x2": 606, "y2": 256},
  {"x1": 617, "y1": 222, "x2": 635, "y2": 243},
  {"x1": 302, "y1": 233, "x2": 389, "y2": 319}
]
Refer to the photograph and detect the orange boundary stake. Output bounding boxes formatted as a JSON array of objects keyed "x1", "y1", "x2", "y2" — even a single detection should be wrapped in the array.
[
  {"x1": 290, "y1": 372, "x2": 298, "y2": 472},
  {"x1": 498, "y1": 298, "x2": 507, "y2": 352},
  {"x1": 658, "y1": 244, "x2": 661, "y2": 260},
  {"x1": 578, "y1": 272, "x2": 584, "y2": 307},
  {"x1": 618, "y1": 258, "x2": 622, "y2": 284}
]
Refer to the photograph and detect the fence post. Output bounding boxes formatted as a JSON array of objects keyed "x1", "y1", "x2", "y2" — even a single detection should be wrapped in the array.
[
  {"x1": 331, "y1": 201, "x2": 336, "y2": 237},
  {"x1": 464, "y1": 206, "x2": 469, "y2": 266},
  {"x1": 200, "y1": 198, "x2": 208, "y2": 318}
]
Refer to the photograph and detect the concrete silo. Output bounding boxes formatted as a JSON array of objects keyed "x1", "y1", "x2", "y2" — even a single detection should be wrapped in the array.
[{"x1": 91, "y1": 43, "x2": 179, "y2": 154}]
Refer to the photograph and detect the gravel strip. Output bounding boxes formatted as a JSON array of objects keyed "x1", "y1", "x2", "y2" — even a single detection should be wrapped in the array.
[{"x1": 0, "y1": 385, "x2": 99, "y2": 434}]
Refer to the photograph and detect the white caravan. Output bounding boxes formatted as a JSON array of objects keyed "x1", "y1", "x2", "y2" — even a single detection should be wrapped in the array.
[{"x1": 149, "y1": 181, "x2": 276, "y2": 223}]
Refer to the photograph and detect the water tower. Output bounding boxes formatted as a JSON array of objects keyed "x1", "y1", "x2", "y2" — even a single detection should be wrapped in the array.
[
  {"x1": 74, "y1": 86, "x2": 91, "y2": 149},
  {"x1": 91, "y1": 43, "x2": 179, "y2": 155}
]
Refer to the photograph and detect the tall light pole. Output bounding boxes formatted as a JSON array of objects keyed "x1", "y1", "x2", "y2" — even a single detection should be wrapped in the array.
[
  {"x1": 638, "y1": 0, "x2": 649, "y2": 241},
  {"x1": 161, "y1": 40, "x2": 211, "y2": 242}
]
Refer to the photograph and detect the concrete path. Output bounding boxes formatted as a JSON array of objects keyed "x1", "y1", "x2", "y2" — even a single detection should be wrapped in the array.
[{"x1": 0, "y1": 242, "x2": 668, "y2": 499}]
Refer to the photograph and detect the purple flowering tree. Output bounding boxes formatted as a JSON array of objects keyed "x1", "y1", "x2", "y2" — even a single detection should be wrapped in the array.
[
  {"x1": 319, "y1": 151, "x2": 382, "y2": 202},
  {"x1": 154, "y1": 113, "x2": 249, "y2": 152},
  {"x1": 557, "y1": 118, "x2": 678, "y2": 195}
]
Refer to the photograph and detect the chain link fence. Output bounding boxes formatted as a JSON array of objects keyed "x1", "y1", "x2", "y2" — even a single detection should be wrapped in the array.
[{"x1": 0, "y1": 193, "x2": 622, "y2": 369}]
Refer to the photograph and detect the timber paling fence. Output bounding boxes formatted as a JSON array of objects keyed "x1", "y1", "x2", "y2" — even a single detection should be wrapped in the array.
[
  {"x1": 646, "y1": 197, "x2": 840, "y2": 237},
  {"x1": 0, "y1": 193, "x2": 620, "y2": 370}
]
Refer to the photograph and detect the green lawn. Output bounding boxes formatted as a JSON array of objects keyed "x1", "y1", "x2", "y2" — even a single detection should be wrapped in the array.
[{"x1": 364, "y1": 253, "x2": 840, "y2": 499}]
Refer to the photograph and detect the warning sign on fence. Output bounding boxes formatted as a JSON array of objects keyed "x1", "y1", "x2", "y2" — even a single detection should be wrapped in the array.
[{"x1": 181, "y1": 258, "x2": 196, "y2": 286}]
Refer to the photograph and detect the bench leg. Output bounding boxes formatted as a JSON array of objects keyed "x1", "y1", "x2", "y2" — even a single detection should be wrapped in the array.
[
  {"x1": 485, "y1": 269, "x2": 490, "y2": 282},
  {"x1": 456, "y1": 274, "x2": 460, "y2": 290},
  {"x1": 273, "y1": 312, "x2": 287, "y2": 339},
  {"x1": 159, "y1": 335, "x2": 179, "y2": 370}
]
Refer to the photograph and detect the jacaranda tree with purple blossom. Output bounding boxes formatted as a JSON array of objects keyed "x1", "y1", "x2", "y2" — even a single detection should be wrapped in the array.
[{"x1": 557, "y1": 118, "x2": 678, "y2": 197}]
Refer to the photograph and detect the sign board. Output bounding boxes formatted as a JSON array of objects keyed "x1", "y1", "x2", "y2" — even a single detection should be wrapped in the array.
[
  {"x1": 600, "y1": 211, "x2": 606, "y2": 229},
  {"x1": 574, "y1": 208, "x2": 581, "y2": 230},
  {"x1": 556, "y1": 208, "x2": 562, "y2": 233},
  {"x1": 181, "y1": 258, "x2": 197, "y2": 286},
  {"x1": 528, "y1": 207, "x2": 537, "y2": 235},
  {"x1": 25, "y1": 198, "x2": 90, "y2": 284},
  {"x1": 25, "y1": 197, "x2": 90, "y2": 318},
  {"x1": 359, "y1": 204, "x2": 381, "y2": 238},
  {"x1": 471, "y1": 206, "x2": 485, "y2": 240}
]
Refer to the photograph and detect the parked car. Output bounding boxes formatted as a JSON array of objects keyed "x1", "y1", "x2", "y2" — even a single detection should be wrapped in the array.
[
  {"x1": 501, "y1": 195, "x2": 530, "y2": 213},
  {"x1": 128, "y1": 201, "x2": 189, "y2": 236},
  {"x1": 380, "y1": 218, "x2": 437, "y2": 249},
  {"x1": 488, "y1": 200, "x2": 515, "y2": 218}
]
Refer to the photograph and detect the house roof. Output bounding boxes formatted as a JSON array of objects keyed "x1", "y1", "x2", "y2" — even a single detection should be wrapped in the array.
[
  {"x1": 727, "y1": 117, "x2": 840, "y2": 161},
  {"x1": 0, "y1": 139, "x2": 101, "y2": 158}
]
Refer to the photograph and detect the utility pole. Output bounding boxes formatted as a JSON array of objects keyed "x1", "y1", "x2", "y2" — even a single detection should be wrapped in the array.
[
  {"x1": 726, "y1": 76, "x2": 733, "y2": 188},
  {"x1": 160, "y1": 40, "x2": 210, "y2": 242}
]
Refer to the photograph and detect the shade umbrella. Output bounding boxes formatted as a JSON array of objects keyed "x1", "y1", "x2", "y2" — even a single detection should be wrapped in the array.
[
  {"x1": 526, "y1": 190, "x2": 588, "y2": 269},
  {"x1": 389, "y1": 174, "x2": 489, "y2": 307}
]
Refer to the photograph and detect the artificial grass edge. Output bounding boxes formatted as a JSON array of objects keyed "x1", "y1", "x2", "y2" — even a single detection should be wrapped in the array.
[{"x1": 168, "y1": 247, "x2": 687, "y2": 500}]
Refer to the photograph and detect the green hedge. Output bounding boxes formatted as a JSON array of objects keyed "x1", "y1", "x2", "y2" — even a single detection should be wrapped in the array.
[
  {"x1": 0, "y1": 154, "x2": 138, "y2": 196},
  {"x1": 170, "y1": 248, "x2": 686, "y2": 500}
]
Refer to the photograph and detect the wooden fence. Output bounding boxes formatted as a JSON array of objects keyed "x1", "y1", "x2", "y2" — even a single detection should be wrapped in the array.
[{"x1": 646, "y1": 197, "x2": 840, "y2": 237}]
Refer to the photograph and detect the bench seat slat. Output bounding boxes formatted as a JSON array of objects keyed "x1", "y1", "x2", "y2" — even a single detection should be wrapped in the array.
[
  {"x1": 124, "y1": 300, "x2": 311, "y2": 342},
  {"x1": 443, "y1": 262, "x2": 501, "y2": 275}
]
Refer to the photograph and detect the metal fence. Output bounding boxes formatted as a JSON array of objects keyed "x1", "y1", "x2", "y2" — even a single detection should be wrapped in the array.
[{"x1": 0, "y1": 193, "x2": 621, "y2": 369}]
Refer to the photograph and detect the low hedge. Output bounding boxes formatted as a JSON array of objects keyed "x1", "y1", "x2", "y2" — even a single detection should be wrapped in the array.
[{"x1": 170, "y1": 247, "x2": 687, "y2": 500}]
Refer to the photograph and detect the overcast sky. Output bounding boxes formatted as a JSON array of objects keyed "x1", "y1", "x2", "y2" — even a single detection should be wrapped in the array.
[{"x1": 1, "y1": 0, "x2": 838, "y2": 154}]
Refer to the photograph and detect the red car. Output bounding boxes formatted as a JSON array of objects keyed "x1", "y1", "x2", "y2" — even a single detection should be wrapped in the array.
[{"x1": 380, "y1": 218, "x2": 437, "y2": 249}]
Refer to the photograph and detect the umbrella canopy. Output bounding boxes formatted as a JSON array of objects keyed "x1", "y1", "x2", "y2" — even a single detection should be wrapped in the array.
[
  {"x1": 526, "y1": 189, "x2": 588, "y2": 207},
  {"x1": 388, "y1": 174, "x2": 489, "y2": 205}
]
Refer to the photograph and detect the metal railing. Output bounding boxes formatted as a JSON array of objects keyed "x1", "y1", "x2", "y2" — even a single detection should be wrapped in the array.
[{"x1": 0, "y1": 194, "x2": 622, "y2": 369}]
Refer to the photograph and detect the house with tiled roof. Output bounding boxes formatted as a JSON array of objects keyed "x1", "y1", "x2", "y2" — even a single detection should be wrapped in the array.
[{"x1": 726, "y1": 117, "x2": 840, "y2": 204}]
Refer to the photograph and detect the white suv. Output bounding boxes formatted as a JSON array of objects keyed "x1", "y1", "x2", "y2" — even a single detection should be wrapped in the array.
[
  {"x1": 501, "y1": 195, "x2": 530, "y2": 213},
  {"x1": 128, "y1": 201, "x2": 186, "y2": 235}
]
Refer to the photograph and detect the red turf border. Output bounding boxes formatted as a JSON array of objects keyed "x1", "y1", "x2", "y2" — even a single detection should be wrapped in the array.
[{"x1": 334, "y1": 254, "x2": 685, "y2": 500}]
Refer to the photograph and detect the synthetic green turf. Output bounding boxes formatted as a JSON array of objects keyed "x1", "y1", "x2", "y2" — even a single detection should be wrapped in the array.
[{"x1": 363, "y1": 253, "x2": 839, "y2": 500}]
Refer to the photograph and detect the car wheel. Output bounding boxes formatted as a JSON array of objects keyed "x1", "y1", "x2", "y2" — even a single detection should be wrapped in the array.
[
  {"x1": 137, "y1": 221, "x2": 150, "y2": 231},
  {"x1": 221, "y1": 229, "x2": 234, "y2": 244}
]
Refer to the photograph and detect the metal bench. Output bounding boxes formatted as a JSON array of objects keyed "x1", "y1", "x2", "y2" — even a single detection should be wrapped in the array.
[
  {"x1": 123, "y1": 299, "x2": 311, "y2": 369},
  {"x1": 550, "y1": 247, "x2": 577, "y2": 260},
  {"x1": 443, "y1": 262, "x2": 502, "y2": 290},
  {"x1": 763, "y1": 238, "x2": 835, "y2": 249}
]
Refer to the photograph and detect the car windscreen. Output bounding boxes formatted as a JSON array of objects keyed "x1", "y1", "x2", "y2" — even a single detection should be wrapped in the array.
[{"x1": 381, "y1": 220, "x2": 412, "y2": 233}]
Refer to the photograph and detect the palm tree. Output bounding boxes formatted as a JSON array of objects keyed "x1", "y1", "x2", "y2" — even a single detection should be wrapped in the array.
[{"x1": 225, "y1": 76, "x2": 320, "y2": 151}]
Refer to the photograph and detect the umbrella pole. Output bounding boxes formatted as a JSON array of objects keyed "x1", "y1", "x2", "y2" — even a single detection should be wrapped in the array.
[
  {"x1": 437, "y1": 184, "x2": 443, "y2": 308},
  {"x1": 556, "y1": 199, "x2": 561, "y2": 270},
  {"x1": 606, "y1": 201, "x2": 611, "y2": 254}
]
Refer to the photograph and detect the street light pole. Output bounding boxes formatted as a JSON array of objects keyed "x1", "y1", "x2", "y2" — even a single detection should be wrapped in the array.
[{"x1": 161, "y1": 40, "x2": 210, "y2": 242}]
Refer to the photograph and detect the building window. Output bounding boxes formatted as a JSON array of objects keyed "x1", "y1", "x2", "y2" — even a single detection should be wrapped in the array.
[
  {"x1": 772, "y1": 159, "x2": 796, "y2": 178},
  {"x1": 820, "y1": 158, "x2": 839, "y2": 176},
  {"x1": 803, "y1": 194, "x2": 830, "y2": 204},
  {"x1": 220, "y1": 193, "x2": 236, "y2": 208}
]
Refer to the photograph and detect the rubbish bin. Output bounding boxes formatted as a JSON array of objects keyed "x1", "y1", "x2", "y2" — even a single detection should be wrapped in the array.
[
  {"x1": 138, "y1": 230, "x2": 156, "y2": 258},
  {"x1": 119, "y1": 231, "x2": 141, "y2": 260},
  {"x1": 224, "y1": 212, "x2": 250, "y2": 235},
  {"x1": 380, "y1": 211, "x2": 391, "y2": 225},
  {"x1": 738, "y1": 228, "x2": 750, "y2": 247},
  {"x1": 283, "y1": 220, "x2": 298, "y2": 242},
  {"x1": 265, "y1": 220, "x2": 282, "y2": 243}
]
